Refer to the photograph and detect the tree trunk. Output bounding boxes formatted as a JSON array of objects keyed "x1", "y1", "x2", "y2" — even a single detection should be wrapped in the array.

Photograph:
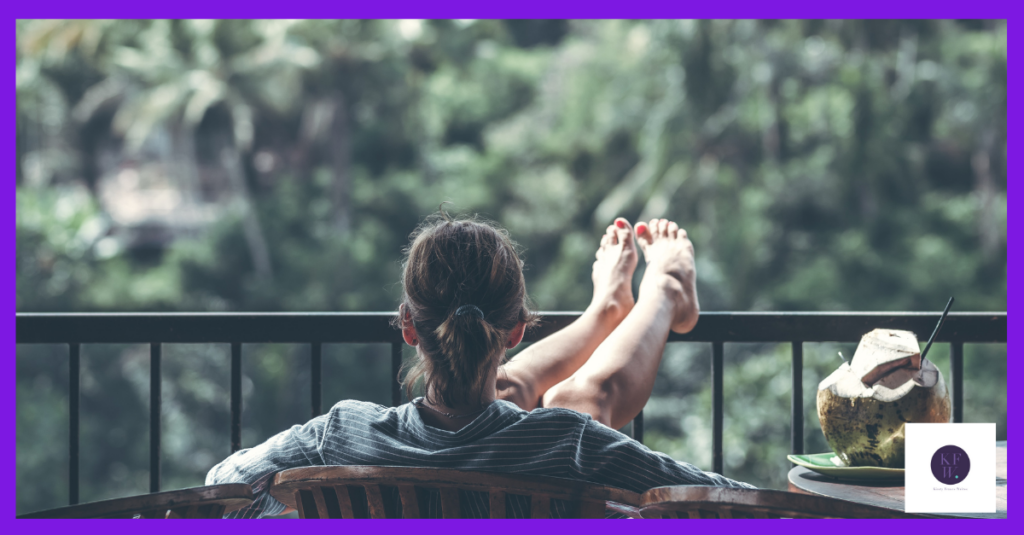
[
  {"x1": 222, "y1": 147, "x2": 274, "y2": 281},
  {"x1": 973, "y1": 129, "x2": 999, "y2": 257},
  {"x1": 329, "y1": 91, "x2": 352, "y2": 233}
]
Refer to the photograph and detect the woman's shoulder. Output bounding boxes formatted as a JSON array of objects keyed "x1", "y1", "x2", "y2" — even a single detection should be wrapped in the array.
[
  {"x1": 322, "y1": 399, "x2": 401, "y2": 428},
  {"x1": 517, "y1": 404, "x2": 594, "y2": 427},
  {"x1": 328, "y1": 398, "x2": 392, "y2": 414}
]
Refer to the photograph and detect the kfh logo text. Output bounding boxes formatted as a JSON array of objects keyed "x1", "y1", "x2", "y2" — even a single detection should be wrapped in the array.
[{"x1": 930, "y1": 445, "x2": 971, "y2": 485}]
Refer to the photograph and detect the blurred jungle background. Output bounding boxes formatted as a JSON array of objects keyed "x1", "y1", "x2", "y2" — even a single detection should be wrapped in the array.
[{"x1": 16, "y1": 20, "x2": 1006, "y2": 514}]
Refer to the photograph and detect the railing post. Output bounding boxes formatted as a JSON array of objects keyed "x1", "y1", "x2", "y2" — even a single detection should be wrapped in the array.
[
  {"x1": 951, "y1": 342, "x2": 964, "y2": 423},
  {"x1": 231, "y1": 343, "x2": 242, "y2": 453},
  {"x1": 711, "y1": 341, "x2": 724, "y2": 475},
  {"x1": 69, "y1": 343, "x2": 80, "y2": 505},
  {"x1": 391, "y1": 343, "x2": 403, "y2": 407},
  {"x1": 150, "y1": 343, "x2": 161, "y2": 493},
  {"x1": 791, "y1": 341, "x2": 804, "y2": 456},
  {"x1": 632, "y1": 411, "x2": 644, "y2": 444},
  {"x1": 311, "y1": 343, "x2": 322, "y2": 418}
]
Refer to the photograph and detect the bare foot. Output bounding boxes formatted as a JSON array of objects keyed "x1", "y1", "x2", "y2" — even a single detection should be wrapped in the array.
[
  {"x1": 635, "y1": 218, "x2": 700, "y2": 333},
  {"x1": 589, "y1": 217, "x2": 638, "y2": 324}
]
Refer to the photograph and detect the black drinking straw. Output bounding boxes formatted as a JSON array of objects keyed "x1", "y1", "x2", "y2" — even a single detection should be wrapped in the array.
[{"x1": 921, "y1": 296, "x2": 954, "y2": 361}]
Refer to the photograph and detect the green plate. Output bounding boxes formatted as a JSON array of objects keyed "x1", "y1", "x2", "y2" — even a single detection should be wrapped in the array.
[{"x1": 788, "y1": 453, "x2": 905, "y2": 481}]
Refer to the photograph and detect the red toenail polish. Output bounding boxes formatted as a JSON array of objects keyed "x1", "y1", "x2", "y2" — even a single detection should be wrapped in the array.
[{"x1": 616, "y1": 220, "x2": 625, "y2": 228}]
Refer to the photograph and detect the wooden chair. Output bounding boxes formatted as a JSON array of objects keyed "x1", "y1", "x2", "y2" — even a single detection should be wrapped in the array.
[
  {"x1": 17, "y1": 484, "x2": 254, "y2": 519},
  {"x1": 639, "y1": 486, "x2": 926, "y2": 519},
  {"x1": 268, "y1": 466, "x2": 642, "y2": 518}
]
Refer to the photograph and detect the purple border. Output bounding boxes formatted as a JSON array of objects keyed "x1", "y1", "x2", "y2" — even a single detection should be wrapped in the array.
[
  {"x1": 1003, "y1": 1, "x2": 1017, "y2": 532},
  {"x1": 6, "y1": 3, "x2": 17, "y2": 530},
  {"x1": 3, "y1": 2, "x2": 1019, "y2": 18},
  {"x1": 7, "y1": 2, "x2": 1016, "y2": 534}
]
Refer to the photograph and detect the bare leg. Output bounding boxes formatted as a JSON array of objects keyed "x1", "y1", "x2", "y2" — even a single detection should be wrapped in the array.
[
  {"x1": 542, "y1": 218, "x2": 699, "y2": 429},
  {"x1": 497, "y1": 218, "x2": 638, "y2": 410}
]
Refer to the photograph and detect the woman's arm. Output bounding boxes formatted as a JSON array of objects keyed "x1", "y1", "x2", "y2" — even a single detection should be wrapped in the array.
[
  {"x1": 571, "y1": 418, "x2": 756, "y2": 492},
  {"x1": 206, "y1": 413, "x2": 329, "y2": 518},
  {"x1": 497, "y1": 306, "x2": 625, "y2": 411},
  {"x1": 497, "y1": 218, "x2": 639, "y2": 411}
]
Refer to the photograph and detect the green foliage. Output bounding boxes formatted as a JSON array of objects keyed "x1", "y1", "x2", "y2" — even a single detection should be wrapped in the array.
[{"x1": 16, "y1": 19, "x2": 1006, "y2": 513}]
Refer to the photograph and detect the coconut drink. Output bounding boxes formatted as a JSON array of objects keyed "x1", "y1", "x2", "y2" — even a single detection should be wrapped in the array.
[{"x1": 817, "y1": 329, "x2": 951, "y2": 468}]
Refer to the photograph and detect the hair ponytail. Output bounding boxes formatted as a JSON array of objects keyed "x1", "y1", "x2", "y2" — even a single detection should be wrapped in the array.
[
  {"x1": 396, "y1": 213, "x2": 538, "y2": 407},
  {"x1": 430, "y1": 308, "x2": 505, "y2": 406}
]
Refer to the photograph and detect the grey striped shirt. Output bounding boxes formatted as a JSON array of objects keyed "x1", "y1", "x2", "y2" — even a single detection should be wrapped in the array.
[{"x1": 206, "y1": 398, "x2": 754, "y2": 518}]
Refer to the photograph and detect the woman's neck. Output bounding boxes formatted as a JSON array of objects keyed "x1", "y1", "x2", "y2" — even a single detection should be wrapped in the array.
[
  {"x1": 414, "y1": 348, "x2": 500, "y2": 430},
  {"x1": 418, "y1": 379, "x2": 497, "y2": 431},
  {"x1": 422, "y1": 384, "x2": 496, "y2": 413}
]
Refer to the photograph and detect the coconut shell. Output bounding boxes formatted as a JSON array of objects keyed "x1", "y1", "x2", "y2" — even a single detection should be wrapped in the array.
[
  {"x1": 853, "y1": 329, "x2": 922, "y2": 385},
  {"x1": 817, "y1": 360, "x2": 951, "y2": 468}
]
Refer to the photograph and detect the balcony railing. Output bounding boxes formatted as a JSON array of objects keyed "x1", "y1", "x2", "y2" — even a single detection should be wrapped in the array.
[{"x1": 16, "y1": 311, "x2": 1006, "y2": 506}]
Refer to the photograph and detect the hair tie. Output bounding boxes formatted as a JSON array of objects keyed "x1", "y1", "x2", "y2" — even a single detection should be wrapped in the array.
[{"x1": 455, "y1": 305, "x2": 485, "y2": 319}]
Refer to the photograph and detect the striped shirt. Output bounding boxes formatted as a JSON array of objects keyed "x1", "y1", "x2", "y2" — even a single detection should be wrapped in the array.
[{"x1": 206, "y1": 398, "x2": 754, "y2": 518}]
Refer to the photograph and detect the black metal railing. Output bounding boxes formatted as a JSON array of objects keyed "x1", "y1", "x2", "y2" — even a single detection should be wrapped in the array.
[{"x1": 16, "y1": 311, "x2": 1007, "y2": 505}]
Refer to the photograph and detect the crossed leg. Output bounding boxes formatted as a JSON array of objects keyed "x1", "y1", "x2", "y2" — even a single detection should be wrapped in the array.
[{"x1": 497, "y1": 218, "x2": 700, "y2": 430}]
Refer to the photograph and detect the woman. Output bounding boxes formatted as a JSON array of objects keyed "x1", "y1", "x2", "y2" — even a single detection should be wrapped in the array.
[{"x1": 207, "y1": 212, "x2": 753, "y2": 518}]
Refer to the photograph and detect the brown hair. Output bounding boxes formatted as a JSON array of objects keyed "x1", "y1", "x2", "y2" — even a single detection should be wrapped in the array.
[{"x1": 396, "y1": 210, "x2": 538, "y2": 407}]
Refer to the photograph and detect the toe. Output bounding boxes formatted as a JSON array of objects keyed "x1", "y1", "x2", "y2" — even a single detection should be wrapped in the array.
[
  {"x1": 635, "y1": 221, "x2": 649, "y2": 238},
  {"x1": 678, "y1": 228, "x2": 694, "y2": 255},
  {"x1": 657, "y1": 219, "x2": 669, "y2": 237},
  {"x1": 606, "y1": 225, "x2": 619, "y2": 245},
  {"x1": 667, "y1": 221, "x2": 679, "y2": 236},
  {"x1": 614, "y1": 218, "x2": 634, "y2": 248},
  {"x1": 635, "y1": 221, "x2": 652, "y2": 252}
]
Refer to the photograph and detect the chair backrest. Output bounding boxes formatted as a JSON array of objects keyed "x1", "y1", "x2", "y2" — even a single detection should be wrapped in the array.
[
  {"x1": 639, "y1": 486, "x2": 924, "y2": 519},
  {"x1": 17, "y1": 484, "x2": 254, "y2": 519},
  {"x1": 268, "y1": 466, "x2": 642, "y2": 518}
]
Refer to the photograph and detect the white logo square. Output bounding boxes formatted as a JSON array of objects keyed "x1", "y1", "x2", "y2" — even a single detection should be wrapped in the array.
[{"x1": 905, "y1": 423, "x2": 996, "y2": 513}]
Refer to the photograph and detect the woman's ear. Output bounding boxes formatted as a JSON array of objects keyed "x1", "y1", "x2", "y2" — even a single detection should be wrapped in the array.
[
  {"x1": 400, "y1": 304, "x2": 418, "y2": 346},
  {"x1": 506, "y1": 321, "x2": 527, "y2": 349}
]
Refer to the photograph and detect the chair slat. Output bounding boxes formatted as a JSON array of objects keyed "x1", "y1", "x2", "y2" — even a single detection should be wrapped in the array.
[
  {"x1": 311, "y1": 487, "x2": 331, "y2": 519},
  {"x1": 184, "y1": 505, "x2": 203, "y2": 519},
  {"x1": 488, "y1": 490, "x2": 505, "y2": 519},
  {"x1": 334, "y1": 486, "x2": 355, "y2": 519},
  {"x1": 530, "y1": 495, "x2": 551, "y2": 519},
  {"x1": 439, "y1": 488, "x2": 460, "y2": 519},
  {"x1": 398, "y1": 485, "x2": 419, "y2": 519},
  {"x1": 365, "y1": 484, "x2": 388, "y2": 519},
  {"x1": 293, "y1": 491, "x2": 307, "y2": 518}
]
